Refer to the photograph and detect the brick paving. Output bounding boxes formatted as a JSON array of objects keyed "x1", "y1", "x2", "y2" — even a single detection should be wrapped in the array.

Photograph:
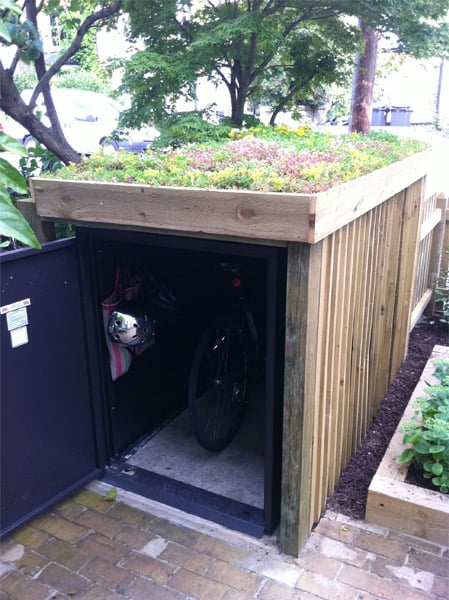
[{"x1": 1, "y1": 482, "x2": 448, "y2": 600}]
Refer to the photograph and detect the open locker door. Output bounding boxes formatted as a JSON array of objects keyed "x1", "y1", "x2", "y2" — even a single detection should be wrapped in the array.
[{"x1": 0, "y1": 239, "x2": 102, "y2": 537}]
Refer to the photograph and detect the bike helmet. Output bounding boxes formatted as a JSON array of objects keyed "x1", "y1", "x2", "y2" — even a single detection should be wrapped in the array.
[{"x1": 108, "y1": 304, "x2": 155, "y2": 347}]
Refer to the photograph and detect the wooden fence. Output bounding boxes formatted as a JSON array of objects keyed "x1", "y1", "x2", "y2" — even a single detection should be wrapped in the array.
[{"x1": 281, "y1": 181, "x2": 448, "y2": 553}]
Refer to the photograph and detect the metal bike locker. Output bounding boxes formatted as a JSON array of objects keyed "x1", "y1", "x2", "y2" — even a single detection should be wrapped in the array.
[{"x1": 77, "y1": 227, "x2": 287, "y2": 537}]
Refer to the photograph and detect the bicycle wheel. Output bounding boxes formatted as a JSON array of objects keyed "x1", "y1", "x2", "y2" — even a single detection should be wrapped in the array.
[{"x1": 188, "y1": 318, "x2": 248, "y2": 451}]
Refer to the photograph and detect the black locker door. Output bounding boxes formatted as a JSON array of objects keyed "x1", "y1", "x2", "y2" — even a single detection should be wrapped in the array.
[{"x1": 0, "y1": 239, "x2": 101, "y2": 537}]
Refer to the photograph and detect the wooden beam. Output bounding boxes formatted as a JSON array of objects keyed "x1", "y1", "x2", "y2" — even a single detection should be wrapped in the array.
[
  {"x1": 280, "y1": 241, "x2": 322, "y2": 554},
  {"x1": 16, "y1": 198, "x2": 56, "y2": 244}
]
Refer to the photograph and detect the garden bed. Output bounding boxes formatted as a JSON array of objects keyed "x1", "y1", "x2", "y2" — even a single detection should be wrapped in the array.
[{"x1": 365, "y1": 345, "x2": 449, "y2": 545}]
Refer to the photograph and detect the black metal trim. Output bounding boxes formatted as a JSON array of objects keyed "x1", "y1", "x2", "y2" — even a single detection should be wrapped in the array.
[{"x1": 102, "y1": 462, "x2": 266, "y2": 538}]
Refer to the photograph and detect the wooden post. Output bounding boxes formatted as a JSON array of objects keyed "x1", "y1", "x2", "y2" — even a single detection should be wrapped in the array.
[
  {"x1": 280, "y1": 241, "x2": 322, "y2": 555},
  {"x1": 16, "y1": 198, "x2": 56, "y2": 244},
  {"x1": 425, "y1": 193, "x2": 448, "y2": 316}
]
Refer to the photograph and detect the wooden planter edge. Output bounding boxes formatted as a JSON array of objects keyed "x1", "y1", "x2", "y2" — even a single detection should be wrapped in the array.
[
  {"x1": 365, "y1": 345, "x2": 449, "y2": 546},
  {"x1": 31, "y1": 150, "x2": 431, "y2": 244}
]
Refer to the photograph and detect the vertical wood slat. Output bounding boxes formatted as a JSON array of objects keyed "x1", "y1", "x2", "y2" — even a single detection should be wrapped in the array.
[{"x1": 389, "y1": 178, "x2": 424, "y2": 377}]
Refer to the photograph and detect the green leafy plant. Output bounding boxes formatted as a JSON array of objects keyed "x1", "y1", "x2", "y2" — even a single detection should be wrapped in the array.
[
  {"x1": 0, "y1": 131, "x2": 41, "y2": 249},
  {"x1": 396, "y1": 358, "x2": 449, "y2": 493}
]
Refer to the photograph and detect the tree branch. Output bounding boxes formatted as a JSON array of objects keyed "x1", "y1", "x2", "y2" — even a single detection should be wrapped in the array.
[{"x1": 31, "y1": 0, "x2": 122, "y2": 101}]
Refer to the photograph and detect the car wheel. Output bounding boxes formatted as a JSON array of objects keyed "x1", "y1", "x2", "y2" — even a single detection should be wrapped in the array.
[
  {"x1": 23, "y1": 135, "x2": 37, "y2": 150},
  {"x1": 101, "y1": 138, "x2": 119, "y2": 154}
]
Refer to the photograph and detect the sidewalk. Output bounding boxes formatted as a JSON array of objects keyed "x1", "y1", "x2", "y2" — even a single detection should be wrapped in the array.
[{"x1": 1, "y1": 481, "x2": 448, "y2": 600}]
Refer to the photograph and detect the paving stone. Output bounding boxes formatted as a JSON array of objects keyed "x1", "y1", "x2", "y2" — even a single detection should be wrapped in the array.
[
  {"x1": 120, "y1": 550, "x2": 177, "y2": 584},
  {"x1": 312, "y1": 534, "x2": 371, "y2": 569},
  {"x1": 295, "y1": 548, "x2": 341, "y2": 579},
  {"x1": 371, "y1": 554, "x2": 434, "y2": 591},
  {"x1": 10, "y1": 525, "x2": 48, "y2": 550},
  {"x1": 407, "y1": 547, "x2": 449, "y2": 577},
  {"x1": 246, "y1": 555, "x2": 301, "y2": 588},
  {"x1": 192, "y1": 534, "x2": 249, "y2": 563},
  {"x1": 338, "y1": 563, "x2": 414, "y2": 599},
  {"x1": 159, "y1": 540, "x2": 214, "y2": 575},
  {"x1": 77, "y1": 584, "x2": 127, "y2": 599},
  {"x1": 168, "y1": 566, "x2": 230, "y2": 600},
  {"x1": 355, "y1": 530, "x2": 409, "y2": 562},
  {"x1": 126, "y1": 575, "x2": 186, "y2": 600},
  {"x1": 0, "y1": 544, "x2": 48, "y2": 577},
  {"x1": 33, "y1": 513, "x2": 89, "y2": 544},
  {"x1": 54, "y1": 497, "x2": 87, "y2": 521},
  {"x1": 79, "y1": 555, "x2": 132, "y2": 589},
  {"x1": 37, "y1": 562, "x2": 91, "y2": 596},
  {"x1": 147, "y1": 516, "x2": 201, "y2": 547},
  {"x1": 73, "y1": 488, "x2": 115, "y2": 512},
  {"x1": 259, "y1": 578, "x2": 319, "y2": 600},
  {"x1": 432, "y1": 574, "x2": 449, "y2": 598},
  {"x1": 296, "y1": 570, "x2": 359, "y2": 600},
  {"x1": 38, "y1": 537, "x2": 90, "y2": 571},
  {"x1": 0, "y1": 570, "x2": 53, "y2": 600},
  {"x1": 113, "y1": 524, "x2": 157, "y2": 550},
  {"x1": 206, "y1": 559, "x2": 264, "y2": 594},
  {"x1": 77, "y1": 532, "x2": 130, "y2": 564},
  {"x1": 74, "y1": 507, "x2": 124, "y2": 538},
  {"x1": 107, "y1": 501, "x2": 156, "y2": 528},
  {"x1": 222, "y1": 588, "x2": 257, "y2": 600},
  {"x1": 313, "y1": 517, "x2": 358, "y2": 544}
]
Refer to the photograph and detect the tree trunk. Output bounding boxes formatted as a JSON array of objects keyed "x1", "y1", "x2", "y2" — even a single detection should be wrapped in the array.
[
  {"x1": 349, "y1": 22, "x2": 378, "y2": 134},
  {"x1": 0, "y1": 71, "x2": 80, "y2": 164}
]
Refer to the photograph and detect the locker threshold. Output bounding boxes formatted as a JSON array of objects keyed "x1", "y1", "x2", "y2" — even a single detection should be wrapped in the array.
[{"x1": 101, "y1": 461, "x2": 265, "y2": 538}]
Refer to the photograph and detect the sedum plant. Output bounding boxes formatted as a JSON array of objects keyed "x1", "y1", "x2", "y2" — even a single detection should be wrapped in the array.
[{"x1": 396, "y1": 359, "x2": 449, "y2": 493}]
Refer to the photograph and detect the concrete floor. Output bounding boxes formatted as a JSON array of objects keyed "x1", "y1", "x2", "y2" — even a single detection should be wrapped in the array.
[{"x1": 128, "y1": 389, "x2": 265, "y2": 509}]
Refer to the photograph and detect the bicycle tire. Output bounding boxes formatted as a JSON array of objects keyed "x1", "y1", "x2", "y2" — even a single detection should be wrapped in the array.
[{"x1": 188, "y1": 317, "x2": 249, "y2": 451}]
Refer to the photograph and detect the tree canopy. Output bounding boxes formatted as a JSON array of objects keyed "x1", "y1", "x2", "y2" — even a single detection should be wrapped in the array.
[
  {"x1": 0, "y1": 0, "x2": 448, "y2": 164},
  {"x1": 119, "y1": 0, "x2": 449, "y2": 129}
]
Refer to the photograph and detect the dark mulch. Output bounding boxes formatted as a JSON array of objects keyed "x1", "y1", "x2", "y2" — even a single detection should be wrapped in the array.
[{"x1": 325, "y1": 317, "x2": 448, "y2": 520}]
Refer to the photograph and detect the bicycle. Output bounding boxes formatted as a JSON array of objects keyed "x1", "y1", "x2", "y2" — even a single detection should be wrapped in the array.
[{"x1": 188, "y1": 262, "x2": 259, "y2": 451}]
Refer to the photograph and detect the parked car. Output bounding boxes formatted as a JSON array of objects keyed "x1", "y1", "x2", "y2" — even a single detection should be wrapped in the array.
[{"x1": 4, "y1": 88, "x2": 158, "y2": 155}]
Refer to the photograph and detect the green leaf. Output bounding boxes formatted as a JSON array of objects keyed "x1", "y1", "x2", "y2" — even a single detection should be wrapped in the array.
[
  {"x1": 396, "y1": 448, "x2": 414, "y2": 464},
  {"x1": 423, "y1": 460, "x2": 435, "y2": 472},
  {"x1": 0, "y1": 157, "x2": 28, "y2": 194},
  {"x1": 0, "y1": 20, "x2": 12, "y2": 42},
  {"x1": 0, "y1": 197, "x2": 41, "y2": 249},
  {"x1": 0, "y1": 132, "x2": 27, "y2": 156},
  {"x1": 431, "y1": 463, "x2": 444, "y2": 476},
  {"x1": 429, "y1": 445, "x2": 446, "y2": 454},
  {"x1": 414, "y1": 442, "x2": 431, "y2": 454},
  {"x1": 102, "y1": 486, "x2": 117, "y2": 501},
  {"x1": 0, "y1": 0, "x2": 21, "y2": 15}
]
